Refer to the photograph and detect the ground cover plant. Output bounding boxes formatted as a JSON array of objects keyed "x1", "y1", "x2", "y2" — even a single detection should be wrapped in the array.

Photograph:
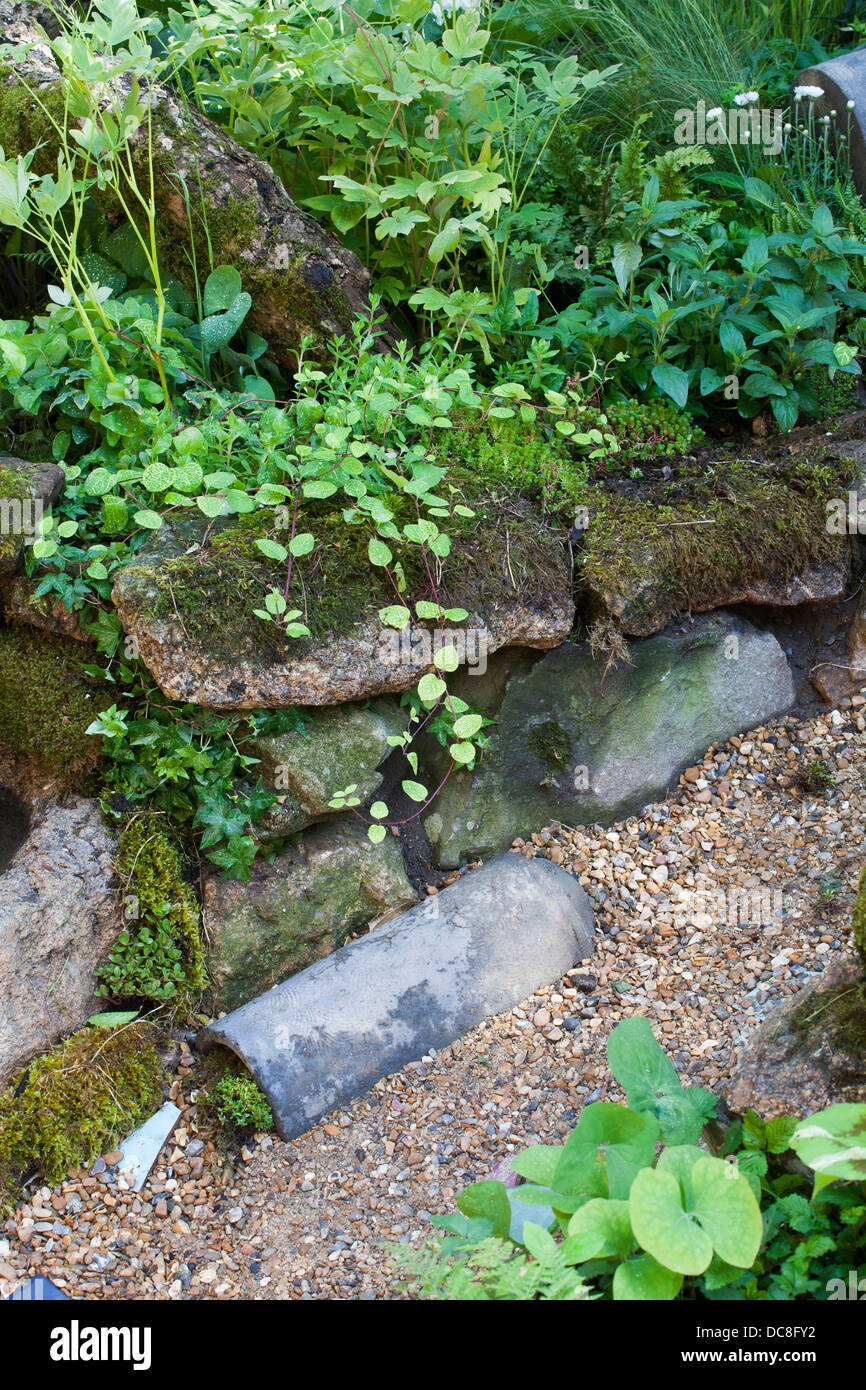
[{"x1": 393, "y1": 1019, "x2": 866, "y2": 1301}]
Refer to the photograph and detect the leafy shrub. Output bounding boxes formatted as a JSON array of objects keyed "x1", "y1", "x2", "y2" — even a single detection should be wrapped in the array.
[{"x1": 0, "y1": 1022, "x2": 162, "y2": 1211}]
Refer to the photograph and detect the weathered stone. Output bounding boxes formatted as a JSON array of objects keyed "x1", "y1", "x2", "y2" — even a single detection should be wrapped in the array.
[
  {"x1": 111, "y1": 500, "x2": 573, "y2": 707},
  {"x1": 198, "y1": 854, "x2": 595, "y2": 1140},
  {"x1": 250, "y1": 699, "x2": 407, "y2": 841},
  {"x1": 795, "y1": 47, "x2": 866, "y2": 198},
  {"x1": 727, "y1": 956, "x2": 866, "y2": 1117},
  {"x1": 578, "y1": 454, "x2": 852, "y2": 638},
  {"x1": 1, "y1": 573, "x2": 92, "y2": 642},
  {"x1": 425, "y1": 613, "x2": 796, "y2": 866},
  {"x1": 0, "y1": 3, "x2": 395, "y2": 372},
  {"x1": 0, "y1": 796, "x2": 120, "y2": 1086},
  {"x1": 0, "y1": 456, "x2": 64, "y2": 575},
  {"x1": 203, "y1": 818, "x2": 415, "y2": 1011}
]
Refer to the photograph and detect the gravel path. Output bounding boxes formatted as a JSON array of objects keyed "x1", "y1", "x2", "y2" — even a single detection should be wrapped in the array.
[{"x1": 2, "y1": 699, "x2": 864, "y2": 1301}]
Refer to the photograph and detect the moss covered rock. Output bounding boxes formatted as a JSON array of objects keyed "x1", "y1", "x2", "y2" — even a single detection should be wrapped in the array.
[
  {"x1": 202, "y1": 817, "x2": 415, "y2": 1011},
  {"x1": 0, "y1": 19, "x2": 391, "y2": 372},
  {"x1": 0, "y1": 1022, "x2": 162, "y2": 1211},
  {"x1": 249, "y1": 697, "x2": 408, "y2": 840},
  {"x1": 112, "y1": 496, "x2": 573, "y2": 707},
  {"x1": 0, "y1": 456, "x2": 64, "y2": 575},
  {"x1": 0, "y1": 626, "x2": 107, "y2": 780},
  {"x1": 577, "y1": 453, "x2": 853, "y2": 637},
  {"x1": 727, "y1": 955, "x2": 866, "y2": 1117},
  {"x1": 424, "y1": 612, "x2": 795, "y2": 866}
]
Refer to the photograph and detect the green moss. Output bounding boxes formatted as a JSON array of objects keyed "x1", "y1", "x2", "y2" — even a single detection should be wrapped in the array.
[
  {"x1": 0, "y1": 1024, "x2": 163, "y2": 1212},
  {"x1": 806, "y1": 365, "x2": 860, "y2": 422},
  {"x1": 576, "y1": 450, "x2": 853, "y2": 632},
  {"x1": 790, "y1": 980, "x2": 866, "y2": 1055},
  {"x1": 527, "y1": 717, "x2": 572, "y2": 770},
  {"x1": 853, "y1": 866, "x2": 866, "y2": 975},
  {"x1": 0, "y1": 626, "x2": 107, "y2": 780},
  {"x1": 0, "y1": 463, "x2": 32, "y2": 565},
  {"x1": 131, "y1": 486, "x2": 567, "y2": 661},
  {"x1": 98, "y1": 818, "x2": 207, "y2": 1004},
  {"x1": 0, "y1": 76, "x2": 68, "y2": 179}
]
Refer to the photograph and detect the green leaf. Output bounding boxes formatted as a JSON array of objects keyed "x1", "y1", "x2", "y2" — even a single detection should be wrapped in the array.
[
  {"x1": 452, "y1": 713, "x2": 483, "y2": 738},
  {"x1": 567, "y1": 1197, "x2": 634, "y2": 1259},
  {"x1": 555, "y1": 1103, "x2": 659, "y2": 1201},
  {"x1": 86, "y1": 1010, "x2": 138, "y2": 1029},
  {"x1": 612, "y1": 240, "x2": 642, "y2": 293},
  {"x1": 289, "y1": 532, "x2": 314, "y2": 558},
  {"x1": 141, "y1": 462, "x2": 174, "y2": 493},
  {"x1": 368, "y1": 824, "x2": 387, "y2": 844},
  {"x1": 379, "y1": 605, "x2": 411, "y2": 629},
  {"x1": 417, "y1": 673, "x2": 446, "y2": 706},
  {"x1": 457, "y1": 1180, "x2": 512, "y2": 1240},
  {"x1": 790, "y1": 1104, "x2": 866, "y2": 1186},
  {"x1": 133, "y1": 509, "x2": 163, "y2": 530},
  {"x1": 433, "y1": 643, "x2": 459, "y2": 672},
  {"x1": 629, "y1": 1168, "x2": 713, "y2": 1275},
  {"x1": 255, "y1": 538, "x2": 289, "y2": 563},
  {"x1": 449, "y1": 741, "x2": 476, "y2": 765},
  {"x1": 613, "y1": 1253, "x2": 683, "y2": 1301},
  {"x1": 509, "y1": 1145, "x2": 561, "y2": 1186},
  {"x1": 204, "y1": 264, "x2": 244, "y2": 315},
  {"x1": 630, "y1": 1157, "x2": 762, "y2": 1275},
  {"x1": 370, "y1": 801, "x2": 388, "y2": 820},
  {"x1": 651, "y1": 362, "x2": 689, "y2": 409},
  {"x1": 402, "y1": 780, "x2": 428, "y2": 803},
  {"x1": 197, "y1": 495, "x2": 225, "y2": 519},
  {"x1": 368, "y1": 537, "x2": 393, "y2": 567}
]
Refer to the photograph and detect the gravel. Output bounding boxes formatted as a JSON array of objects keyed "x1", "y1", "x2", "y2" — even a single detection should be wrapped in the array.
[{"x1": 1, "y1": 700, "x2": 864, "y2": 1301}]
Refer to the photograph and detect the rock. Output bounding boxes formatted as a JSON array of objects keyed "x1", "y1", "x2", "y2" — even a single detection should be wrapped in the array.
[
  {"x1": 198, "y1": 854, "x2": 595, "y2": 1141},
  {"x1": 0, "y1": 456, "x2": 64, "y2": 576},
  {"x1": 1, "y1": 573, "x2": 92, "y2": 642},
  {"x1": 0, "y1": 5, "x2": 394, "y2": 373},
  {"x1": 203, "y1": 818, "x2": 415, "y2": 1011},
  {"x1": 426, "y1": 613, "x2": 796, "y2": 866},
  {"x1": 111, "y1": 498, "x2": 573, "y2": 707},
  {"x1": 727, "y1": 956, "x2": 866, "y2": 1117},
  {"x1": 0, "y1": 797, "x2": 120, "y2": 1086},
  {"x1": 578, "y1": 455, "x2": 852, "y2": 638},
  {"x1": 849, "y1": 589, "x2": 866, "y2": 683},
  {"x1": 795, "y1": 48, "x2": 866, "y2": 198},
  {"x1": 249, "y1": 698, "x2": 407, "y2": 841}
]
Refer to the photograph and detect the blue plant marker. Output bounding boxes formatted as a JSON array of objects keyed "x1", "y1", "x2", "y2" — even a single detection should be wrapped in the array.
[{"x1": 7, "y1": 1275, "x2": 70, "y2": 1300}]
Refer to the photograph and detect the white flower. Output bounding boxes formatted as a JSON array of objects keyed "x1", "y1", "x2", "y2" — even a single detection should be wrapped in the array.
[
  {"x1": 848, "y1": 99, "x2": 857, "y2": 110},
  {"x1": 784, "y1": 122, "x2": 792, "y2": 133},
  {"x1": 706, "y1": 107, "x2": 724, "y2": 121},
  {"x1": 733, "y1": 90, "x2": 759, "y2": 106},
  {"x1": 793, "y1": 85, "x2": 825, "y2": 100}
]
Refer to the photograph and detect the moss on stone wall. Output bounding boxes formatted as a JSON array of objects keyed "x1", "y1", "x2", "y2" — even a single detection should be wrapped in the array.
[
  {"x1": 99, "y1": 818, "x2": 207, "y2": 1004},
  {"x1": 0, "y1": 626, "x2": 107, "y2": 781},
  {"x1": 129, "y1": 485, "x2": 567, "y2": 662},
  {"x1": 576, "y1": 451, "x2": 853, "y2": 632},
  {"x1": 0, "y1": 463, "x2": 33, "y2": 566},
  {"x1": 0, "y1": 1023, "x2": 163, "y2": 1211}
]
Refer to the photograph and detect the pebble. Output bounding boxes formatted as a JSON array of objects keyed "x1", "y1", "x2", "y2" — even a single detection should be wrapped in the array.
[{"x1": 1, "y1": 707, "x2": 861, "y2": 1301}]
